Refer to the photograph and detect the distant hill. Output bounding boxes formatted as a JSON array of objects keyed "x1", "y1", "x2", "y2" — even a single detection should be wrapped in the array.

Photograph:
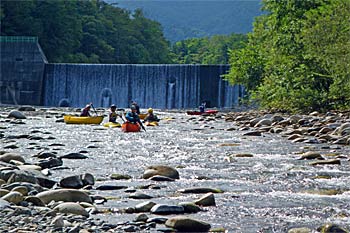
[{"x1": 106, "y1": 0, "x2": 263, "y2": 42}]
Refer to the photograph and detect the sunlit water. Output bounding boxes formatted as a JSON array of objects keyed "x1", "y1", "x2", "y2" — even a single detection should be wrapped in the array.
[{"x1": 2, "y1": 109, "x2": 350, "y2": 232}]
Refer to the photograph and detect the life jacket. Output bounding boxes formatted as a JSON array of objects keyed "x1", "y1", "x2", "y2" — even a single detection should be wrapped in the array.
[
  {"x1": 80, "y1": 108, "x2": 90, "y2": 116},
  {"x1": 109, "y1": 112, "x2": 118, "y2": 122}
]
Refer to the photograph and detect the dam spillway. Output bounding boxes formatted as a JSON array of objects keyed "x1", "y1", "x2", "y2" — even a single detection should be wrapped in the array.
[
  {"x1": 1, "y1": 36, "x2": 244, "y2": 109},
  {"x1": 43, "y1": 63, "x2": 243, "y2": 109}
]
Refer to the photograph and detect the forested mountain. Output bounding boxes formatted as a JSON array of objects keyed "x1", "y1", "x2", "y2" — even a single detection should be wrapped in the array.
[
  {"x1": 1, "y1": 0, "x2": 172, "y2": 63},
  {"x1": 107, "y1": 0, "x2": 262, "y2": 42}
]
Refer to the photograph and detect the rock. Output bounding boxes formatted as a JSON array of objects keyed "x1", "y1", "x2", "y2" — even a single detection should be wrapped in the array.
[
  {"x1": 81, "y1": 173, "x2": 94, "y2": 186},
  {"x1": 36, "y1": 157, "x2": 63, "y2": 169},
  {"x1": 51, "y1": 215, "x2": 65, "y2": 228},
  {"x1": 135, "y1": 201, "x2": 157, "y2": 212},
  {"x1": 254, "y1": 118, "x2": 272, "y2": 127},
  {"x1": 143, "y1": 165, "x2": 179, "y2": 179},
  {"x1": 36, "y1": 189, "x2": 92, "y2": 204},
  {"x1": 289, "y1": 115, "x2": 302, "y2": 124},
  {"x1": 150, "y1": 204, "x2": 185, "y2": 215},
  {"x1": 178, "y1": 187, "x2": 224, "y2": 194},
  {"x1": 178, "y1": 202, "x2": 201, "y2": 213},
  {"x1": 11, "y1": 186, "x2": 28, "y2": 196},
  {"x1": 33, "y1": 152, "x2": 57, "y2": 159},
  {"x1": 317, "y1": 223, "x2": 348, "y2": 233},
  {"x1": 24, "y1": 196, "x2": 46, "y2": 206},
  {"x1": 298, "y1": 151, "x2": 323, "y2": 160},
  {"x1": 59, "y1": 152, "x2": 88, "y2": 159},
  {"x1": 309, "y1": 159, "x2": 341, "y2": 166},
  {"x1": 288, "y1": 227, "x2": 311, "y2": 233},
  {"x1": 59, "y1": 175, "x2": 84, "y2": 189},
  {"x1": 53, "y1": 202, "x2": 89, "y2": 217},
  {"x1": 271, "y1": 115, "x2": 284, "y2": 123},
  {"x1": 1, "y1": 191, "x2": 24, "y2": 204},
  {"x1": 146, "y1": 217, "x2": 168, "y2": 224},
  {"x1": 194, "y1": 193, "x2": 216, "y2": 206},
  {"x1": 234, "y1": 153, "x2": 253, "y2": 158},
  {"x1": 334, "y1": 123, "x2": 350, "y2": 136},
  {"x1": 8, "y1": 110, "x2": 26, "y2": 119},
  {"x1": 0, "y1": 189, "x2": 10, "y2": 197},
  {"x1": 129, "y1": 192, "x2": 153, "y2": 199},
  {"x1": 149, "y1": 175, "x2": 175, "y2": 182},
  {"x1": 134, "y1": 213, "x2": 148, "y2": 222},
  {"x1": 0, "y1": 153, "x2": 25, "y2": 163},
  {"x1": 18, "y1": 106, "x2": 36, "y2": 111},
  {"x1": 95, "y1": 185, "x2": 128, "y2": 190},
  {"x1": 165, "y1": 216, "x2": 211, "y2": 232},
  {"x1": 243, "y1": 131, "x2": 262, "y2": 136},
  {"x1": 110, "y1": 173, "x2": 132, "y2": 180}
]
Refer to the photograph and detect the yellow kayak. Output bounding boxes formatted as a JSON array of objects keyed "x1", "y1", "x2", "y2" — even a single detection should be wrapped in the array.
[
  {"x1": 139, "y1": 113, "x2": 147, "y2": 120},
  {"x1": 145, "y1": 121, "x2": 159, "y2": 126},
  {"x1": 64, "y1": 115, "x2": 104, "y2": 124},
  {"x1": 103, "y1": 122, "x2": 121, "y2": 128},
  {"x1": 123, "y1": 113, "x2": 147, "y2": 120}
]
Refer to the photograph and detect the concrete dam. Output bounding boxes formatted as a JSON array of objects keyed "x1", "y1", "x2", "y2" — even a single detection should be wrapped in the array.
[{"x1": 1, "y1": 37, "x2": 244, "y2": 109}]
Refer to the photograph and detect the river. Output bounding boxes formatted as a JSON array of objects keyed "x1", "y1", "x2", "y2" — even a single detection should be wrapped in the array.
[{"x1": 1, "y1": 107, "x2": 350, "y2": 232}]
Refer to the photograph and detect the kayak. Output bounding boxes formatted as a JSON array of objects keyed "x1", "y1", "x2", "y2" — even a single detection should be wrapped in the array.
[
  {"x1": 122, "y1": 122, "x2": 141, "y2": 132},
  {"x1": 145, "y1": 121, "x2": 159, "y2": 126},
  {"x1": 103, "y1": 122, "x2": 121, "y2": 128},
  {"x1": 122, "y1": 113, "x2": 147, "y2": 120},
  {"x1": 186, "y1": 110, "x2": 218, "y2": 115},
  {"x1": 64, "y1": 115, "x2": 104, "y2": 124},
  {"x1": 139, "y1": 113, "x2": 147, "y2": 120}
]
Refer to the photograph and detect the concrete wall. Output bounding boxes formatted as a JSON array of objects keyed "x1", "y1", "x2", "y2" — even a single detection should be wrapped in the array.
[{"x1": 0, "y1": 36, "x2": 47, "y2": 105}]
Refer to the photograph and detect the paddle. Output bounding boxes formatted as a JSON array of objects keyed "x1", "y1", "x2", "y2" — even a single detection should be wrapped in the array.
[
  {"x1": 90, "y1": 103, "x2": 98, "y2": 116},
  {"x1": 138, "y1": 119, "x2": 146, "y2": 132}
]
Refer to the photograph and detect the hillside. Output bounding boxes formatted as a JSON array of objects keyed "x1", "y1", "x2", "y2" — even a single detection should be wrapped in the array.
[{"x1": 106, "y1": 0, "x2": 263, "y2": 42}]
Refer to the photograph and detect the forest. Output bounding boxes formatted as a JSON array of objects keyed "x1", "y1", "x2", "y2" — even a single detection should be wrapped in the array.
[
  {"x1": 1, "y1": 0, "x2": 349, "y2": 112},
  {"x1": 225, "y1": 0, "x2": 350, "y2": 112}
]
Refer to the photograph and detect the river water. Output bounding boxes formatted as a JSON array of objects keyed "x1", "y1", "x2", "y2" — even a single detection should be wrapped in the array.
[{"x1": 2, "y1": 107, "x2": 350, "y2": 232}]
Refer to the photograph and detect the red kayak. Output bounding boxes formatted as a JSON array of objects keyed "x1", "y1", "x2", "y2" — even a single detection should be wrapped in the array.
[
  {"x1": 186, "y1": 110, "x2": 218, "y2": 115},
  {"x1": 122, "y1": 122, "x2": 141, "y2": 132}
]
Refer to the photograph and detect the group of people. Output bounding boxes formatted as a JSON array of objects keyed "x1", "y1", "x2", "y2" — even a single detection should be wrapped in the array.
[{"x1": 80, "y1": 101, "x2": 159, "y2": 125}]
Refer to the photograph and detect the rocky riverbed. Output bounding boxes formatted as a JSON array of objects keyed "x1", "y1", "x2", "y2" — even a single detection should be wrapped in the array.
[{"x1": 1, "y1": 106, "x2": 350, "y2": 232}]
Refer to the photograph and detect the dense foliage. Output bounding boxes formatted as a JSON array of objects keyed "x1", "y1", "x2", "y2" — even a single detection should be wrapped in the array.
[
  {"x1": 0, "y1": 0, "x2": 172, "y2": 63},
  {"x1": 170, "y1": 34, "x2": 247, "y2": 64},
  {"x1": 225, "y1": 0, "x2": 350, "y2": 112}
]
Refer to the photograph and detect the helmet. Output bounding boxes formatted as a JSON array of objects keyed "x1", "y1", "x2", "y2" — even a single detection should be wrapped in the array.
[
  {"x1": 111, "y1": 104, "x2": 116, "y2": 109},
  {"x1": 131, "y1": 105, "x2": 136, "y2": 110},
  {"x1": 85, "y1": 104, "x2": 91, "y2": 109},
  {"x1": 148, "y1": 108, "x2": 153, "y2": 113}
]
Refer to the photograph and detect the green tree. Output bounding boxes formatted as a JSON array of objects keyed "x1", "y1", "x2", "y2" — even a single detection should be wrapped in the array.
[{"x1": 226, "y1": 0, "x2": 349, "y2": 112}]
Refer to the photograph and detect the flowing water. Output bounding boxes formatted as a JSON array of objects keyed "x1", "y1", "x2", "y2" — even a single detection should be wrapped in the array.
[
  {"x1": 43, "y1": 64, "x2": 243, "y2": 109},
  {"x1": 2, "y1": 108, "x2": 350, "y2": 232}
]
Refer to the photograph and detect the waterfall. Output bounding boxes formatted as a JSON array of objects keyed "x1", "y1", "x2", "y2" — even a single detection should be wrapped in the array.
[{"x1": 43, "y1": 64, "x2": 242, "y2": 109}]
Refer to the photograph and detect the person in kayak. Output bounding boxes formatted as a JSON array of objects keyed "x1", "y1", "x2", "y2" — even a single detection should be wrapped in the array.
[
  {"x1": 125, "y1": 105, "x2": 142, "y2": 124},
  {"x1": 80, "y1": 104, "x2": 91, "y2": 117},
  {"x1": 199, "y1": 102, "x2": 206, "y2": 113},
  {"x1": 143, "y1": 108, "x2": 159, "y2": 123},
  {"x1": 108, "y1": 104, "x2": 119, "y2": 123},
  {"x1": 131, "y1": 100, "x2": 140, "y2": 114}
]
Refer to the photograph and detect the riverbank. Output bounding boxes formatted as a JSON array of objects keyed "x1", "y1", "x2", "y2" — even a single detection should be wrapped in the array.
[{"x1": 1, "y1": 106, "x2": 349, "y2": 232}]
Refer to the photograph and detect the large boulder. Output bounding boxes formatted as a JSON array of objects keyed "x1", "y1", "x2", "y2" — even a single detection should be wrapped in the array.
[
  {"x1": 53, "y1": 202, "x2": 89, "y2": 217},
  {"x1": 143, "y1": 165, "x2": 179, "y2": 179},
  {"x1": 165, "y1": 216, "x2": 211, "y2": 232},
  {"x1": 0, "y1": 153, "x2": 25, "y2": 163},
  {"x1": 36, "y1": 189, "x2": 92, "y2": 204},
  {"x1": 8, "y1": 110, "x2": 26, "y2": 119}
]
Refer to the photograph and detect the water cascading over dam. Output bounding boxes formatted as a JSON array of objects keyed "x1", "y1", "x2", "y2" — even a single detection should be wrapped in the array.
[
  {"x1": 0, "y1": 37, "x2": 244, "y2": 109},
  {"x1": 43, "y1": 63, "x2": 244, "y2": 109}
]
